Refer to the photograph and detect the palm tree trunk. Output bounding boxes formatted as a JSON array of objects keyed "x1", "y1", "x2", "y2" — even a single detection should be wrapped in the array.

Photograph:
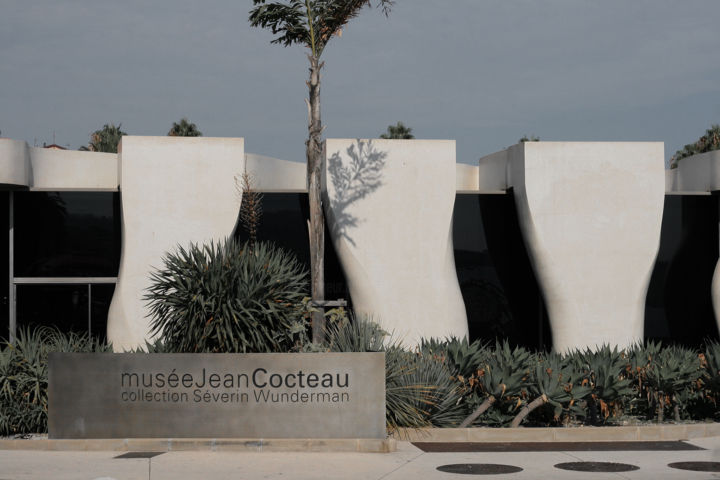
[
  {"x1": 673, "y1": 404, "x2": 680, "y2": 423},
  {"x1": 511, "y1": 394, "x2": 547, "y2": 428},
  {"x1": 307, "y1": 55, "x2": 326, "y2": 344},
  {"x1": 459, "y1": 396, "x2": 496, "y2": 428}
]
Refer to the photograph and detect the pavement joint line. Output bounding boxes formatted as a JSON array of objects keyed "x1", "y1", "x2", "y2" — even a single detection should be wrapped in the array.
[
  {"x1": 375, "y1": 451, "x2": 425, "y2": 480},
  {"x1": 560, "y1": 450, "x2": 588, "y2": 462},
  {"x1": 613, "y1": 466, "x2": 636, "y2": 480}
]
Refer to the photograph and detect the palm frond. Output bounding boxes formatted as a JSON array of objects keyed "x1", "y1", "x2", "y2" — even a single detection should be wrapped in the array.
[{"x1": 250, "y1": 0, "x2": 393, "y2": 56}]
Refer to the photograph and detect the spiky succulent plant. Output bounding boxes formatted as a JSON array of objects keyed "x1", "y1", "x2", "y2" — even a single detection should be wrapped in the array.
[
  {"x1": 568, "y1": 344, "x2": 634, "y2": 423},
  {"x1": 145, "y1": 239, "x2": 308, "y2": 353},
  {"x1": 458, "y1": 340, "x2": 533, "y2": 427},
  {"x1": 643, "y1": 345, "x2": 703, "y2": 422},
  {"x1": 510, "y1": 353, "x2": 591, "y2": 427}
]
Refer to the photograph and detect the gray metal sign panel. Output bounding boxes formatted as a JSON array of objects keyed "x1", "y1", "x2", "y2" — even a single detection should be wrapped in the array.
[{"x1": 48, "y1": 352, "x2": 386, "y2": 439}]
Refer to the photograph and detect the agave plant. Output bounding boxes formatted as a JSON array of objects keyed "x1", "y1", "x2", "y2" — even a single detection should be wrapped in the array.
[
  {"x1": 387, "y1": 348, "x2": 465, "y2": 429},
  {"x1": 145, "y1": 239, "x2": 308, "y2": 353},
  {"x1": 0, "y1": 327, "x2": 110, "y2": 435},
  {"x1": 510, "y1": 353, "x2": 591, "y2": 428},
  {"x1": 642, "y1": 345, "x2": 703, "y2": 422},
  {"x1": 420, "y1": 336, "x2": 490, "y2": 379},
  {"x1": 458, "y1": 340, "x2": 532, "y2": 427},
  {"x1": 326, "y1": 318, "x2": 464, "y2": 430},
  {"x1": 702, "y1": 341, "x2": 720, "y2": 406},
  {"x1": 624, "y1": 341, "x2": 662, "y2": 417},
  {"x1": 569, "y1": 345, "x2": 634, "y2": 424}
]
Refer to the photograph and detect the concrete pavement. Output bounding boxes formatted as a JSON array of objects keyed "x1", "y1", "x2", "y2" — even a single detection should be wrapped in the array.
[{"x1": 3, "y1": 438, "x2": 720, "y2": 479}]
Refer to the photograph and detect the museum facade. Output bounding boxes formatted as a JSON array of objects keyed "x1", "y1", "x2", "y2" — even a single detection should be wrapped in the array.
[{"x1": 1, "y1": 136, "x2": 718, "y2": 351}]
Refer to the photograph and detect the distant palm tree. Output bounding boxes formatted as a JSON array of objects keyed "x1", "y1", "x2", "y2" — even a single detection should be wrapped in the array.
[
  {"x1": 88, "y1": 123, "x2": 126, "y2": 153},
  {"x1": 671, "y1": 124, "x2": 720, "y2": 169},
  {"x1": 168, "y1": 118, "x2": 202, "y2": 137},
  {"x1": 380, "y1": 122, "x2": 414, "y2": 139}
]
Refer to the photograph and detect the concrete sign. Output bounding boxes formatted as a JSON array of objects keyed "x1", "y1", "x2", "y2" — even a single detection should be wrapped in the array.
[{"x1": 48, "y1": 353, "x2": 386, "y2": 439}]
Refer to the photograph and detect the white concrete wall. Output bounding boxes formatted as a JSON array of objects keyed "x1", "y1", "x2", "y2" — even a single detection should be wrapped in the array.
[
  {"x1": 0, "y1": 138, "x2": 30, "y2": 186},
  {"x1": 477, "y1": 148, "x2": 509, "y2": 192},
  {"x1": 670, "y1": 150, "x2": 720, "y2": 193},
  {"x1": 507, "y1": 142, "x2": 665, "y2": 351},
  {"x1": 0, "y1": 139, "x2": 117, "y2": 190},
  {"x1": 245, "y1": 153, "x2": 306, "y2": 192},
  {"x1": 107, "y1": 136, "x2": 244, "y2": 351},
  {"x1": 456, "y1": 163, "x2": 479, "y2": 192},
  {"x1": 324, "y1": 139, "x2": 468, "y2": 345},
  {"x1": 29, "y1": 147, "x2": 117, "y2": 190}
]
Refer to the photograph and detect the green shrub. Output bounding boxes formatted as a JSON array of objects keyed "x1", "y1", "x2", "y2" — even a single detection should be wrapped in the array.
[
  {"x1": 689, "y1": 341, "x2": 720, "y2": 420},
  {"x1": 420, "y1": 336, "x2": 490, "y2": 381},
  {"x1": 0, "y1": 327, "x2": 110, "y2": 435},
  {"x1": 511, "y1": 352, "x2": 590, "y2": 427},
  {"x1": 623, "y1": 341, "x2": 659, "y2": 419},
  {"x1": 568, "y1": 345, "x2": 634, "y2": 424},
  {"x1": 325, "y1": 318, "x2": 465, "y2": 430},
  {"x1": 643, "y1": 345, "x2": 703, "y2": 422},
  {"x1": 387, "y1": 347, "x2": 465, "y2": 429},
  {"x1": 145, "y1": 239, "x2": 309, "y2": 353},
  {"x1": 457, "y1": 341, "x2": 532, "y2": 427}
]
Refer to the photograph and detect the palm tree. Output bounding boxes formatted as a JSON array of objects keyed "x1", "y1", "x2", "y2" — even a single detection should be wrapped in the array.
[
  {"x1": 671, "y1": 124, "x2": 720, "y2": 169},
  {"x1": 380, "y1": 121, "x2": 414, "y2": 139},
  {"x1": 168, "y1": 118, "x2": 202, "y2": 137},
  {"x1": 249, "y1": 0, "x2": 394, "y2": 343},
  {"x1": 88, "y1": 123, "x2": 127, "y2": 153}
]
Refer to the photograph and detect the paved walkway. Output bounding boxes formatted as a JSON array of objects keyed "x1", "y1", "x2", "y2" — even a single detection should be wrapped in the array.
[{"x1": 3, "y1": 438, "x2": 720, "y2": 479}]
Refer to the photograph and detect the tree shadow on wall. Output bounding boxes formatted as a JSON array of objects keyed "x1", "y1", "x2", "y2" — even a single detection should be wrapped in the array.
[{"x1": 326, "y1": 140, "x2": 387, "y2": 247}]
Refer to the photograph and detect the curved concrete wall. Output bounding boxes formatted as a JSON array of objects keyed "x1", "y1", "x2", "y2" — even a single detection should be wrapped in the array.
[
  {"x1": 0, "y1": 138, "x2": 30, "y2": 186},
  {"x1": 713, "y1": 262, "x2": 720, "y2": 336},
  {"x1": 507, "y1": 142, "x2": 665, "y2": 351},
  {"x1": 107, "y1": 136, "x2": 244, "y2": 351},
  {"x1": 669, "y1": 150, "x2": 720, "y2": 193},
  {"x1": 29, "y1": 147, "x2": 117, "y2": 190},
  {"x1": 324, "y1": 139, "x2": 468, "y2": 345},
  {"x1": 245, "y1": 153, "x2": 306, "y2": 192},
  {"x1": 0, "y1": 139, "x2": 117, "y2": 190}
]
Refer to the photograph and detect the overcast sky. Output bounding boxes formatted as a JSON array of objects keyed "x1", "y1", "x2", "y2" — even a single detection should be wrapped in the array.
[{"x1": 2, "y1": 0, "x2": 719, "y2": 165}]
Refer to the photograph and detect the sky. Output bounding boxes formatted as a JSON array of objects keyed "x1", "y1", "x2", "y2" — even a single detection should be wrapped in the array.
[{"x1": 1, "y1": 0, "x2": 719, "y2": 166}]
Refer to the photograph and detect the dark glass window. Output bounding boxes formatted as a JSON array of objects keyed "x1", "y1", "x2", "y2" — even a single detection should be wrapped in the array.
[
  {"x1": 236, "y1": 193, "x2": 311, "y2": 266},
  {"x1": 0, "y1": 191, "x2": 8, "y2": 340},
  {"x1": 234, "y1": 192, "x2": 348, "y2": 302},
  {"x1": 645, "y1": 195, "x2": 719, "y2": 346},
  {"x1": 89, "y1": 284, "x2": 114, "y2": 340},
  {"x1": 453, "y1": 193, "x2": 550, "y2": 350},
  {"x1": 15, "y1": 283, "x2": 114, "y2": 339},
  {"x1": 14, "y1": 192, "x2": 120, "y2": 277},
  {"x1": 16, "y1": 284, "x2": 89, "y2": 334}
]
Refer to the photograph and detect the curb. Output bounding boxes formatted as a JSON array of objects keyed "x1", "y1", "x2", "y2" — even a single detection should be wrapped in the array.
[
  {"x1": 0, "y1": 437, "x2": 396, "y2": 453},
  {"x1": 392, "y1": 424, "x2": 720, "y2": 442}
]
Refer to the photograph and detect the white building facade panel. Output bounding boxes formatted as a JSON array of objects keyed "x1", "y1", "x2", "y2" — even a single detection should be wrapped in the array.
[{"x1": 106, "y1": 136, "x2": 244, "y2": 350}]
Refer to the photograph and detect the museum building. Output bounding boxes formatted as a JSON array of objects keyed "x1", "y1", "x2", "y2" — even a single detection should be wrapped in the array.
[{"x1": 1, "y1": 136, "x2": 719, "y2": 351}]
